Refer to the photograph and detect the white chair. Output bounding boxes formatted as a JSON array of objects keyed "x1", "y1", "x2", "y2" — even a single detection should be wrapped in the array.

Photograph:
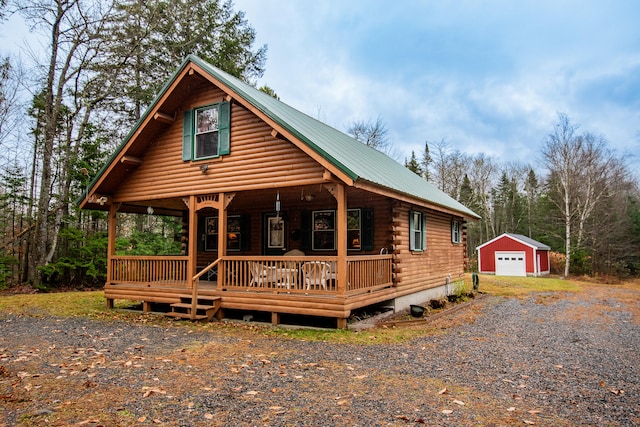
[
  {"x1": 302, "y1": 261, "x2": 330, "y2": 290},
  {"x1": 249, "y1": 262, "x2": 274, "y2": 287}
]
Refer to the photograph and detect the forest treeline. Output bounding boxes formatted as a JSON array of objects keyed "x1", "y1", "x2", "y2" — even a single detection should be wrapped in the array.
[
  {"x1": 404, "y1": 117, "x2": 640, "y2": 277},
  {"x1": 0, "y1": 0, "x2": 638, "y2": 290}
]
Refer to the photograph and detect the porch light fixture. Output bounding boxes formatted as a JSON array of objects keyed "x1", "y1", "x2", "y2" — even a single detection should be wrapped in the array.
[
  {"x1": 147, "y1": 206, "x2": 154, "y2": 215},
  {"x1": 199, "y1": 164, "x2": 209, "y2": 174},
  {"x1": 301, "y1": 188, "x2": 314, "y2": 201},
  {"x1": 275, "y1": 191, "x2": 281, "y2": 216}
]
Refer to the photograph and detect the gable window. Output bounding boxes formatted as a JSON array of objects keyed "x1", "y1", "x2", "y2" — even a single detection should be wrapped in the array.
[
  {"x1": 183, "y1": 101, "x2": 231, "y2": 161},
  {"x1": 451, "y1": 220, "x2": 461, "y2": 244},
  {"x1": 409, "y1": 210, "x2": 426, "y2": 251},
  {"x1": 195, "y1": 105, "x2": 219, "y2": 158}
]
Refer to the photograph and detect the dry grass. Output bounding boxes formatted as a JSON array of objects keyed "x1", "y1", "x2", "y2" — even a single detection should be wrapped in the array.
[{"x1": 474, "y1": 273, "x2": 584, "y2": 297}]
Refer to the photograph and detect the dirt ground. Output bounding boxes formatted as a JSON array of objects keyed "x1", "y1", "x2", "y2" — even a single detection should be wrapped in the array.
[{"x1": 1, "y1": 283, "x2": 639, "y2": 426}]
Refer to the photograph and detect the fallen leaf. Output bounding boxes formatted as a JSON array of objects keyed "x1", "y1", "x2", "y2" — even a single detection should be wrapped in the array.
[
  {"x1": 142, "y1": 387, "x2": 166, "y2": 398},
  {"x1": 354, "y1": 375, "x2": 368, "y2": 379},
  {"x1": 395, "y1": 415, "x2": 409, "y2": 420},
  {"x1": 554, "y1": 365, "x2": 563, "y2": 369},
  {"x1": 75, "y1": 419, "x2": 100, "y2": 426},
  {"x1": 137, "y1": 416, "x2": 146, "y2": 422},
  {"x1": 523, "y1": 420, "x2": 535, "y2": 425},
  {"x1": 507, "y1": 407, "x2": 516, "y2": 412},
  {"x1": 204, "y1": 414, "x2": 214, "y2": 420},
  {"x1": 527, "y1": 410, "x2": 542, "y2": 415},
  {"x1": 246, "y1": 390, "x2": 258, "y2": 396},
  {"x1": 453, "y1": 399, "x2": 465, "y2": 406},
  {"x1": 438, "y1": 388, "x2": 448, "y2": 395},
  {"x1": 442, "y1": 409, "x2": 453, "y2": 414}
]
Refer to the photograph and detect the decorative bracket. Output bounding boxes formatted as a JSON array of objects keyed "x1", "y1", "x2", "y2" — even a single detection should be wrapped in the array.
[
  {"x1": 325, "y1": 184, "x2": 338, "y2": 200},
  {"x1": 224, "y1": 193, "x2": 236, "y2": 209}
]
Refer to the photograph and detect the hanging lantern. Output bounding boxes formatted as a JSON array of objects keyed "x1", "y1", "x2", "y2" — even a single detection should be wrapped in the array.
[{"x1": 275, "y1": 191, "x2": 281, "y2": 216}]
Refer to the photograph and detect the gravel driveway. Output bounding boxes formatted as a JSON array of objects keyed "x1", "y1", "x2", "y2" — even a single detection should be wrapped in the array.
[{"x1": 1, "y1": 286, "x2": 638, "y2": 426}]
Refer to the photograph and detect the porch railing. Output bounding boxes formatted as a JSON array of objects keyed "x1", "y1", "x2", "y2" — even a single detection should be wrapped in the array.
[
  {"x1": 347, "y1": 255, "x2": 393, "y2": 294},
  {"x1": 219, "y1": 254, "x2": 393, "y2": 294},
  {"x1": 109, "y1": 254, "x2": 394, "y2": 295},
  {"x1": 110, "y1": 255, "x2": 189, "y2": 285}
]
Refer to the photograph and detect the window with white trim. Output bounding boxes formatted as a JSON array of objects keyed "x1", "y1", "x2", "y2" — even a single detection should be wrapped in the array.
[
  {"x1": 195, "y1": 105, "x2": 219, "y2": 159},
  {"x1": 409, "y1": 210, "x2": 425, "y2": 251},
  {"x1": 182, "y1": 101, "x2": 230, "y2": 161},
  {"x1": 451, "y1": 220, "x2": 461, "y2": 244}
]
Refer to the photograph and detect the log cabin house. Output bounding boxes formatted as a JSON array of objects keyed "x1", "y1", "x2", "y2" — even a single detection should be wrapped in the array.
[{"x1": 79, "y1": 55, "x2": 480, "y2": 328}]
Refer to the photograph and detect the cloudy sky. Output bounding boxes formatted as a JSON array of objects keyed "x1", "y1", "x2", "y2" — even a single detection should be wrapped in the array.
[
  {"x1": 2, "y1": 1, "x2": 638, "y2": 173},
  {"x1": 234, "y1": 0, "x2": 640, "y2": 170}
]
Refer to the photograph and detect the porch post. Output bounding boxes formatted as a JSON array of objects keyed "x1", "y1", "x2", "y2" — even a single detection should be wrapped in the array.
[
  {"x1": 187, "y1": 195, "x2": 198, "y2": 288},
  {"x1": 336, "y1": 183, "x2": 348, "y2": 295},
  {"x1": 217, "y1": 193, "x2": 227, "y2": 286},
  {"x1": 106, "y1": 203, "x2": 118, "y2": 308}
]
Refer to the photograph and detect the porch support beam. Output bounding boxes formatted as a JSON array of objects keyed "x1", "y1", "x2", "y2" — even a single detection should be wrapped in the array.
[
  {"x1": 335, "y1": 183, "x2": 348, "y2": 296},
  {"x1": 106, "y1": 203, "x2": 120, "y2": 308},
  {"x1": 187, "y1": 196, "x2": 197, "y2": 279},
  {"x1": 217, "y1": 192, "x2": 227, "y2": 289}
]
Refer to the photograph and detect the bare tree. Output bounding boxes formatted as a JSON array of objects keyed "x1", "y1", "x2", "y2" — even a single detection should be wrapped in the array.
[
  {"x1": 16, "y1": 0, "x2": 116, "y2": 285},
  {"x1": 347, "y1": 116, "x2": 390, "y2": 152},
  {"x1": 0, "y1": 57, "x2": 22, "y2": 159},
  {"x1": 428, "y1": 139, "x2": 470, "y2": 200},
  {"x1": 466, "y1": 153, "x2": 498, "y2": 241},
  {"x1": 542, "y1": 113, "x2": 620, "y2": 276}
]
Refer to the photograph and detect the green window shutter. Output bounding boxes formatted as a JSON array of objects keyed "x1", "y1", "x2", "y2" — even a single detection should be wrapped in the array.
[
  {"x1": 422, "y1": 214, "x2": 427, "y2": 250},
  {"x1": 218, "y1": 101, "x2": 231, "y2": 155},
  {"x1": 182, "y1": 109, "x2": 193, "y2": 161},
  {"x1": 361, "y1": 208, "x2": 374, "y2": 251},
  {"x1": 409, "y1": 210, "x2": 416, "y2": 250},
  {"x1": 240, "y1": 214, "x2": 251, "y2": 251},
  {"x1": 300, "y1": 210, "x2": 311, "y2": 251}
]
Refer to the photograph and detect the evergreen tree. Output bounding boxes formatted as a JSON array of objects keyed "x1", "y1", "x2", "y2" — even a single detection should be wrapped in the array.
[{"x1": 404, "y1": 150, "x2": 423, "y2": 176}]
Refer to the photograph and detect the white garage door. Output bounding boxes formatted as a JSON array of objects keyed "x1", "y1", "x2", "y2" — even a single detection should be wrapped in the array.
[{"x1": 495, "y1": 252, "x2": 526, "y2": 276}]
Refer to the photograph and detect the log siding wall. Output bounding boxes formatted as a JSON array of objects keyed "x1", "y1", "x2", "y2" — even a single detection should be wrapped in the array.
[
  {"x1": 115, "y1": 85, "x2": 324, "y2": 202},
  {"x1": 392, "y1": 201, "x2": 465, "y2": 296}
]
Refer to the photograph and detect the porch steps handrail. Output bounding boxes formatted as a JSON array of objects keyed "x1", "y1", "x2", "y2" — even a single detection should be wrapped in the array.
[{"x1": 190, "y1": 258, "x2": 222, "y2": 320}]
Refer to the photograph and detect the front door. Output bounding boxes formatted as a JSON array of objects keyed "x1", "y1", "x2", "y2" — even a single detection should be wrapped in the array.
[{"x1": 263, "y1": 213, "x2": 287, "y2": 255}]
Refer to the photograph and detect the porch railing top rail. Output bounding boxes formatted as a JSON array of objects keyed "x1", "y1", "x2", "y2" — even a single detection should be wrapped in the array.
[{"x1": 112, "y1": 255, "x2": 188, "y2": 260}]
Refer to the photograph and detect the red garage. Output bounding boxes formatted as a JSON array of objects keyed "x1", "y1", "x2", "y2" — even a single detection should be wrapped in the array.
[{"x1": 476, "y1": 233, "x2": 550, "y2": 277}]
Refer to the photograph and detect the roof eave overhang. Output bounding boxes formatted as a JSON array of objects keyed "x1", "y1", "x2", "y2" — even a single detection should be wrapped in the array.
[
  {"x1": 79, "y1": 58, "x2": 197, "y2": 210},
  {"x1": 353, "y1": 179, "x2": 481, "y2": 220}
]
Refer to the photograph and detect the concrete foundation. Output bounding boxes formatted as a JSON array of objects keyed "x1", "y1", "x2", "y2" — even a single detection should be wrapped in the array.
[{"x1": 393, "y1": 284, "x2": 449, "y2": 312}]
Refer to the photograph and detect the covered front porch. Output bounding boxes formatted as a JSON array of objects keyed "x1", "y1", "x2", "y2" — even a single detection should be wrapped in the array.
[{"x1": 102, "y1": 183, "x2": 397, "y2": 328}]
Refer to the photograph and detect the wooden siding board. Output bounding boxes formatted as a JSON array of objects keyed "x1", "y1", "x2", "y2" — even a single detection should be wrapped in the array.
[
  {"x1": 392, "y1": 201, "x2": 465, "y2": 292},
  {"x1": 113, "y1": 89, "x2": 326, "y2": 202}
]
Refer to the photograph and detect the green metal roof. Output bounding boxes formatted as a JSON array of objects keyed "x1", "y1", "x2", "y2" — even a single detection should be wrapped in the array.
[
  {"x1": 82, "y1": 55, "x2": 479, "y2": 219},
  {"x1": 190, "y1": 56, "x2": 479, "y2": 219}
]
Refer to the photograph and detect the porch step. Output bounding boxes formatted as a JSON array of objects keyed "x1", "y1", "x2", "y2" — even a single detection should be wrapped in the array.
[{"x1": 167, "y1": 296, "x2": 221, "y2": 322}]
